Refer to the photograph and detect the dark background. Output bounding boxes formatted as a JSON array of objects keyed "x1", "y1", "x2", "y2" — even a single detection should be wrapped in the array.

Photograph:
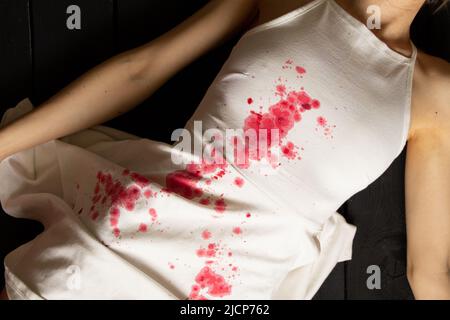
[{"x1": 0, "y1": 0, "x2": 449, "y2": 299}]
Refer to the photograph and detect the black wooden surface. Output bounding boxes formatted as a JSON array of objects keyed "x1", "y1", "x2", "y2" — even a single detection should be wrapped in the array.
[
  {"x1": 0, "y1": 0, "x2": 32, "y2": 108},
  {"x1": 344, "y1": 149, "x2": 414, "y2": 299},
  {"x1": 411, "y1": 3, "x2": 450, "y2": 62},
  {"x1": 31, "y1": 0, "x2": 115, "y2": 105},
  {"x1": 0, "y1": 0, "x2": 448, "y2": 298},
  {"x1": 0, "y1": 0, "x2": 45, "y2": 293}
]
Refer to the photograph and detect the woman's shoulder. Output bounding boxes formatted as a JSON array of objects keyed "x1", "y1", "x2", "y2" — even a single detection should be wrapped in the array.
[
  {"x1": 416, "y1": 51, "x2": 450, "y2": 81},
  {"x1": 410, "y1": 50, "x2": 450, "y2": 139}
]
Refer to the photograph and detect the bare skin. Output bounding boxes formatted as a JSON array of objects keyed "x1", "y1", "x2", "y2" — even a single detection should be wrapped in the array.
[{"x1": 0, "y1": 0, "x2": 449, "y2": 299}]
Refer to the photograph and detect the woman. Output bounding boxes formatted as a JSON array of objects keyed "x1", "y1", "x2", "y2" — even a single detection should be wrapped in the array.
[{"x1": 0, "y1": 0, "x2": 448, "y2": 300}]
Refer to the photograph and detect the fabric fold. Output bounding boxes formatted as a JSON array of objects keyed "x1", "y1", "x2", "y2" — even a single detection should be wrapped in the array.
[{"x1": 272, "y1": 211, "x2": 356, "y2": 299}]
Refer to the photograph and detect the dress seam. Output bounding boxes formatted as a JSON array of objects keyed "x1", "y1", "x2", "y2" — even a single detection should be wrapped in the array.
[{"x1": 239, "y1": 0, "x2": 326, "y2": 39}]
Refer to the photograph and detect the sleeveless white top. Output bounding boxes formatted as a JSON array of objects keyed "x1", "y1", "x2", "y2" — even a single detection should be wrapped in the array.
[{"x1": 0, "y1": 0, "x2": 416, "y2": 299}]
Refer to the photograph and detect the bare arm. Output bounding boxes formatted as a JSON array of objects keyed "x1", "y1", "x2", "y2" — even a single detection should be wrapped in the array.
[
  {"x1": 0, "y1": 0, "x2": 259, "y2": 161},
  {"x1": 406, "y1": 129, "x2": 450, "y2": 299},
  {"x1": 405, "y1": 56, "x2": 450, "y2": 299}
]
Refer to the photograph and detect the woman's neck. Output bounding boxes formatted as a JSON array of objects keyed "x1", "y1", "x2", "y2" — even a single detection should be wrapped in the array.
[{"x1": 335, "y1": 0, "x2": 425, "y2": 55}]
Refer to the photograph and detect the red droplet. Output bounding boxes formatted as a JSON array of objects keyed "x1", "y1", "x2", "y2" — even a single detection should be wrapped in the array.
[
  {"x1": 232, "y1": 227, "x2": 242, "y2": 235},
  {"x1": 138, "y1": 223, "x2": 148, "y2": 233},
  {"x1": 113, "y1": 228, "x2": 120, "y2": 238},
  {"x1": 149, "y1": 208, "x2": 157, "y2": 222},
  {"x1": 202, "y1": 230, "x2": 212, "y2": 240},
  {"x1": 296, "y1": 66, "x2": 306, "y2": 75},
  {"x1": 214, "y1": 198, "x2": 227, "y2": 213},
  {"x1": 317, "y1": 116, "x2": 327, "y2": 127},
  {"x1": 144, "y1": 189, "x2": 153, "y2": 198},
  {"x1": 234, "y1": 177, "x2": 245, "y2": 188}
]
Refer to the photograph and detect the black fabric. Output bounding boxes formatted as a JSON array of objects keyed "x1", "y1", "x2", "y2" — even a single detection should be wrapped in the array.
[{"x1": 0, "y1": 0, "x2": 448, "y2": 298}]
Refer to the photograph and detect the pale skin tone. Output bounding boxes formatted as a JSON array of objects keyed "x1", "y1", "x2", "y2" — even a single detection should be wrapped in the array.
[{"x1": 0, "y1": 0, "x2": 448, "y2": 299}]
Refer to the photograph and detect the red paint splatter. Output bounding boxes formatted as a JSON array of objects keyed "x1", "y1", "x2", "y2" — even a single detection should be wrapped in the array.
[
  {"x1": 110, "y1": 207, "x2": 120, "y2": 227},
  {"x1": 138, "y1": 223, "x2": 148, "y2": 233},
  {"x1": 276, "y1": 84, "x2": 286, "y2": 97},
  {"x1": 315, "y1": 116, "x2": 336, "y2": 139},
  {"x1": 113, "y1": 228, "x2": 120, "y2": 238},
  {"x1": 247, "y1": 98, "x2": 254, "y2": 105},
  {"x1": 317, "y1": 116, "x2": 327, "y2": 127},
  {"x1": 281, "y1": 141, "x2": 298, "y2": 160},
  {"x1": 199, "y1": 198, "x2": 211, "y2": 206},
  {"x1": 246, "y1": 212, "x2": 251, "y2": 218},
  {"x1": 282, "y1": 59, "x2": 294, "y2": 70},
  {"x1": 188, "y1": 285, "x2": 208, "y2": 300},
  {"x1": 165, "y1": 170, "x2": 203, "y2": 200},
  {"x1": 186, "y1": 160, "x2": 227, "y2": 177},
  {"x1": 312, "y1": 100, "x2": 320, "y2": 109},
  {"x1": 233, "y1": 177, "x2": 245, "y2": 188},
  {"x1": 296, "y1": 66, "x2": 306, "y2": 75},
  {"x1": 144, "y1": 189, "x2": 153, "y2": 198},
  {"x1": 91, "y1": 170, "x2": 157, "y2": 238},
  {"x1": 232, "y1": 227, "x2": 242, "y2": 235},
  {"x1": 130, "y1": 172, "x2": 150, "y2": 188},
  {"x1": 214, "y1": 198, "x2": 227, "y2": 213},
  {"x1": 196, "y1": 243, "x2": 217, "y2": 258},
  {"x1": 148, "y1": 208, "x2": 157, "y2": 222},
  {"x1": 202, "y1": 230, "x2": 212, "y2": 240},
  {"x1": 164, "y1": 159, "x2": 228, "y2": 209},
  {"x1": 238, "y1": 83, "x2": 320, "y2": 167},
  {"x1": 188, "y1": 266, "x2": 232, "y2": 300}
]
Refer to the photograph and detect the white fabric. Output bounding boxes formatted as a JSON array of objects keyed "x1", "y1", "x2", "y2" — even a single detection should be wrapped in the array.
[{"x1": 0, "y1": 0, "x2": 416, "y2": 300}]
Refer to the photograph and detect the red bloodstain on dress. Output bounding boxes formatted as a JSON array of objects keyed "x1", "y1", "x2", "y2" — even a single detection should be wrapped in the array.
[
  {"x1": 88, "y1": 170, "x2": 159, "y2": 238},
  {"x1": 234, "y1": 177, "x2": 245, "y2": 188},
  {"x1": 138, "y1": 223, "x2": 148, "y2": 233},
  {"x1": 202, "y1": 230, "x2": 212, "y2": 240},
  {"x1": 148, "y1": 208, "x2": 157, "y2": 222},
  {"x1": 232, "y1": 227, "x2": 242, "y2": 235},
  {"x1": 296, "y1": 66, "x2": 306, "y2": 75},
  {"x1": 196, "y1": 243, "x2": 218, "y2": 258},
  {"x1": 214, "y1": 198, "x2": 227, "y2": 213},
  {"x1": 315, "y1": 116, "x2": 336, "y2": 139},
  {"x1": 188, "y1": 266, "x2": 232, "y2": 300},
  {"x1": 239, "y1": 82, "x2": 321, "y2": 168}
]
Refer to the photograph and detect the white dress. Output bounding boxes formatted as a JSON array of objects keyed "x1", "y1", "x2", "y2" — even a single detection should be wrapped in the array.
[{"x1": 0, "y1": 0, "x2": 417, "y2": 300}]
